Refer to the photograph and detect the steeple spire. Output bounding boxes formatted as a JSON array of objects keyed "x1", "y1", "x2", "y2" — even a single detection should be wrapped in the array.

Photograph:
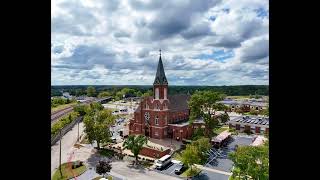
[{"x1": 153, "y1": 49, "x2": 168, "y2": 85}]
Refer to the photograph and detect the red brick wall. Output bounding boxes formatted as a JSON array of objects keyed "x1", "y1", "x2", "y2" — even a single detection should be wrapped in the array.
[
  {"x1": 139, "y1": 146, "x2": 171, "y2": 159},
  {"x1": 153, "y1": 85, "x2": 168, "y2": 99}
]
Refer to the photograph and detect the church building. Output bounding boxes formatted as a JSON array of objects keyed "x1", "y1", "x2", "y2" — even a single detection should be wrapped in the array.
[{"x1": 129, "y1": 51, "x2": 203, "y2": 141}]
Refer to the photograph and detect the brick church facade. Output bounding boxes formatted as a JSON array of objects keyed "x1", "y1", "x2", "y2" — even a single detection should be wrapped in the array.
[{"x1": 129, "y1": 51, "x2": 204, "y2": 140}]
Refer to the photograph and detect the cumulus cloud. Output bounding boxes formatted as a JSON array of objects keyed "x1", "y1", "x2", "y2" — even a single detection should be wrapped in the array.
[{"x1": 51, "y1": 0, "x2": 269, "y2": 85}]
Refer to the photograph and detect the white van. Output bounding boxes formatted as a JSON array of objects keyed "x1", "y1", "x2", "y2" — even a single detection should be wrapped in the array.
[{"x1": 155, "y1": 154, "x2": 172, "y2": 169}]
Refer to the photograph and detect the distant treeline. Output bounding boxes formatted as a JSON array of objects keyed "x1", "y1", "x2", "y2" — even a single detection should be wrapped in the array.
[{"x1": 51, "y1": 85, "x2": 268, "y2": 97}]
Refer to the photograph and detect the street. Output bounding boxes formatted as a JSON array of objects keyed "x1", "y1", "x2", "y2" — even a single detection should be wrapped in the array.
[{"x1": 51, "y1": 121, "x2": 85, "y2": 176}]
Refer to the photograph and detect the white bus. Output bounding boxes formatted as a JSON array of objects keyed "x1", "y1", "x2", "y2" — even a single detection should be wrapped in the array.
[{"x1": 155, "y1": 154, "x2": 172, "y2": 169}]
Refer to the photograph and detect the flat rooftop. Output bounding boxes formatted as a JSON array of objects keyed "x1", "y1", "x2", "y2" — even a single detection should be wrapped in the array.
[{"x1": 230, "y1": 116, "x2": 269, "y2": 126}]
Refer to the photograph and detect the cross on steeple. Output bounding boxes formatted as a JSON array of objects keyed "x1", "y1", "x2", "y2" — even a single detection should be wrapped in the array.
[{"x1": 159, "y1": 49, "x2": 161, "y2": 57}]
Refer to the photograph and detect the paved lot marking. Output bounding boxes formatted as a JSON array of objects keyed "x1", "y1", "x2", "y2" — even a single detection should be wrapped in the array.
[{"x1": 195, "y1": 164, "x2": 232, "y2": 176}]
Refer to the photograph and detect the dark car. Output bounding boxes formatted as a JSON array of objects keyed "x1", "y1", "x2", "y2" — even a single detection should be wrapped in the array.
[{"x1": 174, "y1": 163, "x2": 185, "y2": 174}]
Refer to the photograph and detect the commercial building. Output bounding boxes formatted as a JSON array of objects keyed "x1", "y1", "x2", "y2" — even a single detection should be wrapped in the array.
[{"x1": 228, "y1": 116, "x2": 269, "y2": 135}]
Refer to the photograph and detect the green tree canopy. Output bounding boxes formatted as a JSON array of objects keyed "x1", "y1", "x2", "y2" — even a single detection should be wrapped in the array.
[
  {"x1": 123, "y1": 135, "x2": 147, "y2": 163},
  {"x1": 98, "y1": 91, "x2": 112, "y2": 98},
  {"x1": 181, "y1": 144, "x2": 200, "y2": 172},
  {"x1": 83, "y1": 109, "x2": 115, "y2": 149},
  {"x1": 188, "y1": 91, "x2": 226, "y2": 137},
  {"x1": 191, "y1": 137, "x2": 211, "y2": 164},
  {"x1": 229, "y1": 141, "x2": 269, "y2": 180},
  {"x1": 87, "y1": 86, "x2": 96, "y2": 97},
  {"x1": 142, "y1": 90, "x2": 153, "y2": 97},
  {"x1": 73, "y1": 104, "x2": 88, "y2": 116}
]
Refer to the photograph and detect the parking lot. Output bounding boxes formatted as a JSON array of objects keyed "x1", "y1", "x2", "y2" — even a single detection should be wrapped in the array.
[
  {"x1": 153, "y1": 161, "x2": 185, "y2": 179},
  {"x1": 205, "y1": 135, "x2": 254, "y2": 172},
  {"x1": 192, "y1": 170, "x2": 230, "y2": 180}
]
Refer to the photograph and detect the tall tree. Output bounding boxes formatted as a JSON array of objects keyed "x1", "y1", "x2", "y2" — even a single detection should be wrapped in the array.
[
  {"x1": 181, "y1": 144, "x2": 200, "y2": 173},
  {"x1": 229, "y1": 141, "x2": 269, "y2": 180},
  {"x1": 188, "y1": 91, "x2": 226, "y2": 137},
  {"x1": 87, "y1": 86, "x2": 96, "y2": 97},
  {"x1": 123, "y1": 135, "x2": 147, "y2": 163},
  {"x1": 74, "y1": 104, "x2": 88, "y2": 116},
  {"x1": 191, "y1": 137, "x2": 211, "y2": 164},
  {"x1": 83, "y1": 109, "x2": 115, "y2": 149}
]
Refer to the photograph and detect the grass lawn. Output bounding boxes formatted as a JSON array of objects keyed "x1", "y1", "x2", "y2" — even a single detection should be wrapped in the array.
[
  {"x1": 214, "y1": 125, "x2": 229, "y2": 135},
  {"x1": 52, "y1": 162, "x2": 86, "y2": 180},
  {"x1": 51, "y1": 102, "x2": 77, "y2": 113},
  {"x1": 180, "y1": 166, "x2": 201, "y2": 178}
]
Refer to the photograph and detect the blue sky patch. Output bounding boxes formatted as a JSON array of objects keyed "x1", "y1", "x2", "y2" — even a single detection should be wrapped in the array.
[
  {"x1": 195, "y1": 50, "x2": 234, "y2": 62},
  {"x1": 255, "y1": 8, "x2": 268, "y2": 18}
]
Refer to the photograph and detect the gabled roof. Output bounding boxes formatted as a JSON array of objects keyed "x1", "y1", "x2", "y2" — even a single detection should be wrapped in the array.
[
  {"x1": 168, "y1": 94, "x2": 190, "y2": 111},
  {"x1": 153, "y1": 53, "x2": 168, "y2": 85}
]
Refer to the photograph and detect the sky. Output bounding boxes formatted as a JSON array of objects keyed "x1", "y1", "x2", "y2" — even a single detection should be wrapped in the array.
[{"x1": 51, "y1": 0, "x2": 269, "y2": 86}]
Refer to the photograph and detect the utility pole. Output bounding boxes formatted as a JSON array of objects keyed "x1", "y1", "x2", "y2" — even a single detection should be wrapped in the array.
[{"x1": 59, "y1": 129, "x2": 62, "y2": 176}]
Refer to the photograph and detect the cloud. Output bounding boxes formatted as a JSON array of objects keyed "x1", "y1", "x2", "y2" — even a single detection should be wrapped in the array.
[
  {"x1": 51, "y1": 0, "x2": 269, "y2": 85},
  {"x1": 236, "y1": 35, "x2": 269, "y2": 63}
]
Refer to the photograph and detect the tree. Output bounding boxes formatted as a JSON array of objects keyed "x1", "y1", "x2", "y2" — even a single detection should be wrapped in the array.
[
  {"x1": 83, "y1": 109, "x2": 115, "y2": 149},
  {"x1": 96, "y1": 160, "x2": 112, "y2": 177},
  {"x1": 191, "y1": 128, "x2": 205, "y2": 140},
  {"x1": 142, "y1": 90, "x2": 153, "y2": 97},
  {"x1": 98, "y1": 91, "x2": 111, "y2": 98},
  {"x1": 219, "y1": 112, "x2": 230, "y2": 124},
  {"x1": 74, "y1": 104, "x2": 88, "y2": 116},
  {"x1": 181, "y1": 144, "x2": 200, "y2": 174},
  {"x1": 85, "y1": 102, "x2": 104, "y2": 116},
  {"x1": 229, "y1": 141, "x2": 269, "y2": 180},
  {"x1": 191, "y1": 137, "x2": 211, "y2": 164},
  {"x1": 87, "y1": 86, "x2": 96, "y2": 97},
  {"x1": 123, "y1": 135, "x2": 147, "y2": 163},
  {"x1": 189, "y1": 91, "x2": 226, "y2": 137}
]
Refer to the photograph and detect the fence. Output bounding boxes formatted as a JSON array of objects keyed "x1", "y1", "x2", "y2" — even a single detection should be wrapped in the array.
[{"x1": 51, "y1": 116, "x2": 83, "y2": 146}]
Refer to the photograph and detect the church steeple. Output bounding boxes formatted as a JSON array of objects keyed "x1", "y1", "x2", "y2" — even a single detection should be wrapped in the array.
[
  {"x1": 153, "y1": 49, "x2": 168, "y2": 85},
  {"x1": 153, "y1": 49, "x2": 168, "y2": 100}
]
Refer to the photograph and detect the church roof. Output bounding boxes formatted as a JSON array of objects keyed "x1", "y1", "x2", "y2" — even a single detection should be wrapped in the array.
[
  {"x1": 136, "y1": 94, "x2": 190, "y2": 112},
  {"x1": 168, "y1": 94, "x2": 190, "y2": 111},
  {"x1": 153, "y1": 51, "x2": 168, "y2": 85}
]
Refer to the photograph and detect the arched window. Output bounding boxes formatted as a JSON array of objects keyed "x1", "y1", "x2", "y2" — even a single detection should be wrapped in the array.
[
  {"x1": 155, "y1": 116, "x2": 159, "y2": 125},
  {"x1": 145, "y1": 103, "x2": 148, "y2": 109},
  {"x1": 156, "y1": 103, "x2": 160, "y2": 110},
  {"x1": 163, "y1": 103, "x2": 167, "y2": 109},
  {"x1": 164, "y1": 115, "x2": 167, "y2": 125},
  {"x1": 155, "y1": 88, "x2": 159, "y2": 99}
]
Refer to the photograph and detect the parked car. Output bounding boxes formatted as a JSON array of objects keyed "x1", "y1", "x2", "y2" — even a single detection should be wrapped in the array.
[{"x1": 174, "y1": 164, "x2": 185, "y2": 174}]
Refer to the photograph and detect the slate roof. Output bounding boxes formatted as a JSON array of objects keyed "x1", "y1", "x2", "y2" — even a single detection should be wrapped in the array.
[
  {"x1": 168, "y1": 94, "x2": 190, "y2": 111},
  {"x1": 153, "y1": 54, "x2": 168, "y2": 85}
]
